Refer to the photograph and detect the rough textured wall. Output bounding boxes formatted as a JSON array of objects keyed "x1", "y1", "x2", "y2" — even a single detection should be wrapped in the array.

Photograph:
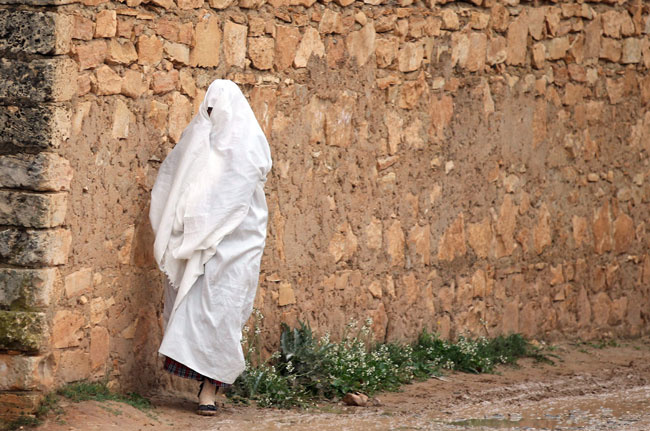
[
  {"x1": 2, "y1": 0, "x2": 650, "y2": 420},
  {"x1": 0, "y1": 5, "x2": 75, "y2": 420}
]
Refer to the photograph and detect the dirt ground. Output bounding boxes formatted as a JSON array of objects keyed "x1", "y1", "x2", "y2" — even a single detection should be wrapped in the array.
[{"x1": 34, "y1": 338, "x2": 650, "y2": 431}]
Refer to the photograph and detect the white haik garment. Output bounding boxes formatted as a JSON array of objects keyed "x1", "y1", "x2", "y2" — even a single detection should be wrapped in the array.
[{"x1": 149, "y1": 80, "x2": 272, "y2": 384}]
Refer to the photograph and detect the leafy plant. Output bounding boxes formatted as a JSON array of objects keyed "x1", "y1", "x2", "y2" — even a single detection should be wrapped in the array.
[{"x1": 230, "y1": 314, "x2": 553, "y2": 408}]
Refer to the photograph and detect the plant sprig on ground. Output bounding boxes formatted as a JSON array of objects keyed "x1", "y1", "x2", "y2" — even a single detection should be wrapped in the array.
[
  {"x1": 230, "y1": 316, "x2": 551, "y2": 408},
  {"x1": 57, "y1": 381, "x2": 152, "y2": 411}
]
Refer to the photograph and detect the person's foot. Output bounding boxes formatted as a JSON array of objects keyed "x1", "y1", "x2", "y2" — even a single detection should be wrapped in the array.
[{"x1": 197, "y1": 381, "x2": 218, "y2": 416}]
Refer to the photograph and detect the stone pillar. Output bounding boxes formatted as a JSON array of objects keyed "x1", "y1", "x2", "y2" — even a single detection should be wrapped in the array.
[{"x1": 0, "y1": 5, "x2": 74, "y2": 422}]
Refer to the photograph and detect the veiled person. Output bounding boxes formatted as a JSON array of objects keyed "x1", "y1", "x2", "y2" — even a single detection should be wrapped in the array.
[{"x1": 149, "y1": 79, "x2": 272, "y2": 415}]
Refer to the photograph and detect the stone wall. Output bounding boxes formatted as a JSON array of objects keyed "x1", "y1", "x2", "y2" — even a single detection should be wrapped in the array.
[{"x1": 1, "y1": 0, "x2": 650, "y2": 421}]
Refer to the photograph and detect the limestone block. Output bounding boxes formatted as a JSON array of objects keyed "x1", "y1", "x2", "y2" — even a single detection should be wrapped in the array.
[
  {"x1": 572, "y1": 215, "x2": 589, "y2": 248},
  {"x1": 224, "y1": 21, "x2": 248, "y2": 68},
  {"x1": 533, "y1": 204, "x2": 551, "y2": 255},
  {"x1": 621, "y1": 38, "x2": 641, "y2": 64},
  {"x1": 0, "y1": 10, "x2": 72, "y2": 55},
  {"x1": 528, "y1": 7, "x2": 545, "y2": 41},
  {"x1": 191, "y1": 14, "x2": 220, "y2": 68},
  {"x1": 179, "y1": 69, "x2": 196, "y2": 98},
  {"x1": 0, "y1": 191, "x2": 67, "y2": 228},
  {"x1": 606, "y1": 78, "x2": 625, "y2": 104},
  {"x1": 137, "y1": 34, "x2": 163, "y2": 66},
  {"x1": 496, "y1": 195, "x2": 517, "y2": 258},
  {"x1": 641, "y1": 76, "x2": 650, "y2": 106},
  {"x1": 0, "y1": 391, "x2": 43, "y2": 423},
  {"x1": 408, "y1": 224, "x2": 430, "y2": 266},
  {"x1": 150, "y1": 0, "x2": 173, "y2": 7},
  {"x1": 0, "y1": 153, "x2": 72, "y2": 192},
  {"x1": 241, "y1": 0, "x2": 266, "y2": 8},
  {"x1": 248, "y1": 37, "x2": 274, "y2": 70},
  {"x1": 398, "y1": 42, "x2": 423, "y2": 72},
  {"x1": 490, "y1": 4, "x2": 509, "y2": 33},
  {"x1": 0, "y1": 228, "x2": 71, "y2": 266},
  {"x1": 466, "y1": 33, "x2": 487, "y2": 72},
  {"x1": 532, "y1": 43, "x2": 546, "y2": 69},
  {"x1": 0, "y1": 58, "x2": 77, "y2": 102},
  {"x1": 601, "y1": 10, "x2": 630, "y2": 39},
  {"x1": 376, "y1": 36, "x2": 398, "y2": 68},
  {"x1": 365, "y1": 217, "x2": 382, "y2": 250},
  {"x1": 72, "y1": 15, "x2": 93, "y2": 40},
  {"x1": 486, "y1": 35, "x2": 507, "y2": 65},
  {"x1": 346, "y1": 23, "x2": 375, "y2": 68},
  {"x1": 121, "y1": 69, "x2": 146, "y2": 98},
  {"x1": 275, "y1": 25, "x2": 300, "y2": 71},
  {"x1": 0, "y1": 268, "x2": 55, "y2": 309},
  {"x1": 56, "y1": 350, "x2": 91, "y2": 383},
  {"x1": 502, "y1": 296, "x2": 519, "y2": 334},
  {"x1": 592, "y1": 292, "x2": 612, "y2": 327},
  {"x1": 51, "y1": 310, "x2": 84, "y2": 348},
  {"x1": 600, "y1": 37, "x2": 622, "y2": 62},
  {"x1": 613, "y1": 212, "x2": 635, "y2": 253},
  {"x1": 545, "y1": 37, "x2": 569, "y2": 60},
  {"x1": 451, "y1": 33, "x2": 469, "y2": 68},
  {"x1": 294, "y1": 27, "x2": 324, "y2": 68},
  {"x1": 584, "y1": 18, "x2": 602, "y2": 61},
  {"x1": 94, "y1": 10, "x2": 116, "y2": 38},
  {"x1": 90, "y1": 326, "x2": 110, "y2": 370},
  {"x1": 506, "y1": 11, "x2": 528, "y2": 66},
  {"x1": 177, "y1": 0, "x2": 203, "y2": 8},
  {"x1": 95, "y1": 65, "x2": 122, "y2": 95},
  {"x1": 278, "y1": 282, "x2": 296, "y2": 306},
  {"x1": 429, "y1": 95, "x2": 453, "y2": 141},
  {"x1": 64, "y1": 268, "x2": 92, "y2": 298},
  {"x1": 385, "y1": 110, "x2": 402, "y2": 154},
  {"x1": 375, "y1": 15, "x2": 396, "y2": 33},
  {"x1": 0, "y1": 311, "x2": 47, "y2": 352},
  {"x1": 0, "y1": 0, "x2": 75, "y2": 4},
  {"x1": 106, "y1": 39, "x2": 138, "y2": 65},
  {"x1": 112, "y1": 99, "x2": 132, "y2": 139},
  {"x1": 467, "y1": 217, "x2": 492, "y2": 259},
  {"x1": 146, "y1": 100, "x2": 168, "y2": 131},
  {"x1": 438, "y1": 213, "x2": 466, "y2": 262},
  {"x1": 155, "y1": 19, "x2": 180, "y2": 41},
  {"x1": 593, "y1": 201, "x2": 612, "y2": 255},
  {"x1": 249, "y1": 86, "x2": 276, "y2": 139},
  {"x1": 441, "y1": 9, "x2": 459, "y2": 30},
  {"x1": 400, "y1": 77, "x2": 428, "y2": 111},
  {"x1": 0, "y1": 104, "x2": 71, "y2": 152},
  {"x1": 167, "y1": 92, "x2": 192, "y2": 143},
  {"x1": 152, "y1": 70, "x2": 179, "y2": 96},
  {"x1": 163, "y1": 41, "x2": 190, "y2": 65},
  {"x1": 209, "y1": 0, "x2": 234, "y2": 8},
  {"x1": 331, "y1": 223, "x2": 358, "y2": 263},
  {"x1": 75, "y1": 39, "x2": 107, "y2": 70},
  {"x1": 324, "y1": 92, "x2": 355, "y2": 147},
  {"x1": 319, "y1": 9, "x2": 343, "y2": 34},
  {"x1": 0, "y1": 354, "x2": 53, "y2": 391},
  {"x1": 386, "y1": 220, "x2": 405, "y2": 267}
]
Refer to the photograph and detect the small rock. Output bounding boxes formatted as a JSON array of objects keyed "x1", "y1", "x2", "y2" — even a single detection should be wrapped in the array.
[
  {"x1": 445, "y1": 161, "x2": 454, "y2": 174},
  {"x1": 342, "y1": 392, "x2": 369, "y2": 407}
]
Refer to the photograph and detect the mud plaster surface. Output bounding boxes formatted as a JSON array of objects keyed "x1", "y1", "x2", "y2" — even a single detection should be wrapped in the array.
[{"x1": 35, "y1": 338, "x2": 650, "y2": 431}]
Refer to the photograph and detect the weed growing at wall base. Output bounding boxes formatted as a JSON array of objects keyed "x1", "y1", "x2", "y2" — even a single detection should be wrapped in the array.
[
  {"x1": 3, "y1": 382, "x2": 153, "y2": 431},
  {"x1": 230, "y1": 317, "x2": 551, "y2": 408}
]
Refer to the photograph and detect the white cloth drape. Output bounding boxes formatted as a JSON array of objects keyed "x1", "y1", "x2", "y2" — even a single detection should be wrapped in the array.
[{"x1": 150, "y1": 80, "x2": 272, "y2": 383}]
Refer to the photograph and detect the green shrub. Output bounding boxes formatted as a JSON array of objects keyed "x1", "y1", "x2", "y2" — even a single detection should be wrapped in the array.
[{"x1": 229, "y1": 315, "x2": 551, "y2": 408}]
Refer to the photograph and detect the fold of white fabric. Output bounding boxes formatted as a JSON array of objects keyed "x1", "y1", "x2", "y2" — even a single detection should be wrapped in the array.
[{"x1": 149, "y1": 79, "x2": 272, "y2": 327}]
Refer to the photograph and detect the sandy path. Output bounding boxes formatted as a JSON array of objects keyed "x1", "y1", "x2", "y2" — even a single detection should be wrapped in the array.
[{"x1": 35, "y1": 338, "x2": 650, "y2": 431}]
